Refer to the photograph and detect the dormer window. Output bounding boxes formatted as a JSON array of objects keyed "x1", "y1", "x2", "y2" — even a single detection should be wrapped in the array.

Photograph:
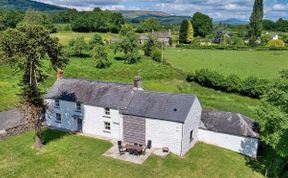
[
  {"x1": 104, "y1": 108, "x2": 110, "y2": 115},
  {"x1": 76, "y1": 102, "x2": 81, "y2": 112},
  {"x1": 55, "y1": 99, "x2": 60, "y2": 108}
]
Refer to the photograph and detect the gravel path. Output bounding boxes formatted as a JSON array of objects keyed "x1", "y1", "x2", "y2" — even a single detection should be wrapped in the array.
[{"x1": 0, "y1": 108, "x2": 23, "y2": 130}]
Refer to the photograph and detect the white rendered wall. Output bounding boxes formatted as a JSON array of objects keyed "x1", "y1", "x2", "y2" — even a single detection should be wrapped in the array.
[
  {"x1": 181, "y1": 98, "x2": 202, "y2": 156},
  {"x1": 146, "y1": 119, "x2": 183, "y2": 156},
  {"x1": 45, "y1": 99, "x2": 82, "y2": 131},
  {"x1": 82, "y1": 105, "x2": 122, "y2": 140},
  {"x1": 198, "y1": 129, "x2": 259, "y2": 158}
]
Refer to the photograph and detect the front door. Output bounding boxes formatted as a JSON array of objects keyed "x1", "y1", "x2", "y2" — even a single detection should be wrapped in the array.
[{"x1": 77, "y1": 118, "x2": 83, "y2": 132}]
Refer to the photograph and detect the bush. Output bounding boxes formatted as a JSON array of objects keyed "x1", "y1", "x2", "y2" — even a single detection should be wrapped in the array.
[
  {"x1": 92, "y1": 45, "x2": 111, "y2": 68},
  {"x1": 267, "y1": 40, "x2": 285, "y2": 48},
  {"x1": 224, "y1": 74, "x2": 242, "y2": 93},
  {"x1": 89, "y1": 34, "x2": 103, "y2": 49},
  {"x1": 126, "y1": 49, "x2": 141, "y2": 64},
  {"x1": 190, "y1": 69, "x2": 225, "y2": 90},
  {"x1": 241, "y1": 77, "x2": 269, "y2": 98},
  {"x1": 67, "y1": 37, "x2": 89, "y2": 57},
  {"x1": 151, "y1": 48, "x2": 162, "y2": 62},
  {"x1": 186, "y1": 69, "x2": 269, "y2": 98}
]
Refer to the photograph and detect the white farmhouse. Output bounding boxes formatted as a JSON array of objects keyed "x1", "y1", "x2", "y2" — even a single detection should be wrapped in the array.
[{"x1": 45, "y1": 71, "x2": 259, "y2": 158}]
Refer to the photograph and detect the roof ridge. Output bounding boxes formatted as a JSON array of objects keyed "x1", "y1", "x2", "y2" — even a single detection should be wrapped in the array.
[{"x1": 62, "y1": 77, "x2": 132, "y2": 86}]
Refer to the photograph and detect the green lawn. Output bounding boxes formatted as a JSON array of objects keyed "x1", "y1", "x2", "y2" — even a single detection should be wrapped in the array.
[
  {"x1": 165, "y1": 48, "x2": 288, "y2": 79},
  {"x1": 0, "y1": 129, "x2": 263, "y2": 178},
  {"x1": 0, "y1": 56, "x2": 260, "y2": 119}
]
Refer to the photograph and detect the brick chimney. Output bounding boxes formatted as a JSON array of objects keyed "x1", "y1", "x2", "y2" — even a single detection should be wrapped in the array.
[
  {"x1": 133, "y1": 76, "x2": 143, "y2": 90},
  {"x1": 57, "y1": 68, "x2": 63, "y2": 80}
]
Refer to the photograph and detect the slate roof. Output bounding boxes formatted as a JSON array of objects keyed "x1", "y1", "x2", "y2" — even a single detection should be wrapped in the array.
[
  {"x1": 154, "y1": 31, "x2": 172, "y2": 38},
  {"x1": 46, "y1": 78, "x2": 135, "y2": 109},
  {"x1": 121, "y1": 91, "x2": 196, "y2": 123},
  {"x1": 200, "y1": 110, "x2": 259, "y2": 138},
  {"x1": 46, "y1": 78, "x2": 197, "y2": 123}
]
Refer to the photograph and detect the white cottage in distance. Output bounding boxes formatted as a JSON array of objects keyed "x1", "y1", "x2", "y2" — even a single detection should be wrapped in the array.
[{"x1": 45, "y1": 70, "x2": 259, "y2": 158}]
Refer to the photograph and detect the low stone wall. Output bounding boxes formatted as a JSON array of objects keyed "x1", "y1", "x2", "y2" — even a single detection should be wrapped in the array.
[{"x1": 0, "y1": 122, "x2": 34, "y2": 140}]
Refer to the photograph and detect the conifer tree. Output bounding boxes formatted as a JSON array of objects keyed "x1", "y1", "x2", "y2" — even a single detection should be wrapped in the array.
[
  {"x1": 179, "y1": 20, "x2": 194, "y2": 44},
  {"x1": 248, "y1": 0, "x2": 264, "y2": 46}
]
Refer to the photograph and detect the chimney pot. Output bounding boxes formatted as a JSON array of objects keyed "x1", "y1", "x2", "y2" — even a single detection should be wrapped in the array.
[
  {"x1": 57, "y1": 68, "x2": 63, "y2": 80},
  {"x1": 133, "y1": 76, "x2": 143, "y2": 90}
]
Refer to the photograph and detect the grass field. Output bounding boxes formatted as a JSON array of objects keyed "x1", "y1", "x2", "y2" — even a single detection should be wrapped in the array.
[
  {"x1": 0, "y1": 129, "x2": 263, "y2": 178},
  {"x1": 51, "y1": 32, "x2": 119, "y2": 45},
  {"x1": 165, "y1": 48, "x2": 288, "y2": 79}
]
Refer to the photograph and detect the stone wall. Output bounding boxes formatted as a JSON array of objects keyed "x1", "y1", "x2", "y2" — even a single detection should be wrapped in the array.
[{"x1": 0, "y1": 122, "x2": 34, "y2": 140}]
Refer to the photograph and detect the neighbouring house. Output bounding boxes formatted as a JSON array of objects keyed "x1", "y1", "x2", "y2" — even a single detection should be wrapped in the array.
[
  {"x1": 272, "y1": 34, "x2": 279, "y2": 40},
  {"x1": 153, "y1": 31, "x2": 172, "y2": 46},
  {"x1": 45, "y1": 70, "x2": 259, "y2": 158},
  {"x1": 137, "y1": 31, "x2": 172, "y2": 46},
  {"x1": 138, "y1": 35, "x2": 149, "y2": 45}
]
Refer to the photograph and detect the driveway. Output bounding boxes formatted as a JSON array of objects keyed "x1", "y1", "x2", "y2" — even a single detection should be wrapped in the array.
[{"x1": 0, "y1": 109, "x2": 23, "y2": 130}]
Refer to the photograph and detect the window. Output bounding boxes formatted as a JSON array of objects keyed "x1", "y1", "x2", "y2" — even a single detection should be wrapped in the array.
[
  {"x1": 55, "y1": 99, "x2": 60, "y2": 108},
  {"x1": 56, "y1": 113, "x2": 61, "y2": 123},
  {"x1": 104, "y1": 121, "x2": 111, "y2": 131},
  {"x1": 189, "y1": 130, "x2": 194, "y2": 143},
  {"x1": 76, "y1": 102, "x2": 81, "y2": 111},
  {"x1": 104, "y1": 108, "x2": 110, "y2": 115}
]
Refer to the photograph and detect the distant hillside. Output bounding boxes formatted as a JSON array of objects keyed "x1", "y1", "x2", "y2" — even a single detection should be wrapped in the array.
[
  {"x1": 0, "y1": 0, "x2": 66, "y2": 11},
  {"x1": 115, "y1": 10, "x2": 190, "y2": 25},
  {"x1": 215, "y1": 18, "x2": 249, "y2": 25}
]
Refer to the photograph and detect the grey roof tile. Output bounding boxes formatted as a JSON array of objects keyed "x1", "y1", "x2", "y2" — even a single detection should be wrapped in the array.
[
  {"x1": 121, "y1": 91, "x2": 196, "y2": 123},
  {"x1": 200, "y1": 109, "x2": 259, "y2": 138}
]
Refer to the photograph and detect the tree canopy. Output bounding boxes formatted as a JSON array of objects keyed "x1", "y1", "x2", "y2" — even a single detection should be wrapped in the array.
[
  {"x1": 1, "y1": 24, "x2": 68, "y2": 148},
  {"x1": 179, "y1": 20, "x2": 194, "y2": 44},
  {"x1": 136, "y1": 18, "x2": 161, "y2": 33},
  {"x1": 248, "y1": 0, "x2": 263, "y2": 46},
  {"x1": 191, "y1": 12, "x2": 213, "y2": 37}
]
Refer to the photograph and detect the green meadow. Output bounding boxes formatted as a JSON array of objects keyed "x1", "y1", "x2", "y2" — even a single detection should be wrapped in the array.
[{"x1": 165, "y1": 48, "x2": 288, "y2": 79}]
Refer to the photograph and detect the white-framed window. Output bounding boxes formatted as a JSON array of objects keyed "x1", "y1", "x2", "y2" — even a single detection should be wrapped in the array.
[
  {"x1": 55, "y1": 99, "x2": 60, "y2": 108},
  {"x1": 76, "y1": 102, "x2": 81, "y2": 111},
  {"x1": 189, "y1": 130, "x2": 194, "y2": 143},
  {"x1": 104, "y1": 108, "x2": 110, "y2": 115},
  {"x1": 104, "y1": 121, "x2": 111, "y2": 131},
  {"x1": 56, "y1": 113, "x2": 61, "y2": 123}
]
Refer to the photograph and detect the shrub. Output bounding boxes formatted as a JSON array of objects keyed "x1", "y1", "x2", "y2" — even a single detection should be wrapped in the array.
[
  {"x1": 267, "y1": 39, "x2": 285, "y2": 48},
  {"x1": 89, "y1": 34, "x2": 103, "y2": 49},
  {"x1": 126, "y1": 49, "x2": 141, "y2": 64},
  {"x1": 186, "y1": 69, "x2": 269, "y2": 98},
  {"x1": 92, "y1": 45, "x2": 111, "y2": 68},
  {"x1": 241, "y1": 77, "x2": 269, "y2": 98},
  {"x1": 192, "y1": 69, "x2": 225, "y2": 90},
  {"x1": 67, "y1": 37, "x2": 89, "y2": 57},
  {"x1": 151, "y1": 48, "x2": 162, "y2": 62},
  {"x1": 224, "y1": 74, "x2": 242, "y2": 93}
]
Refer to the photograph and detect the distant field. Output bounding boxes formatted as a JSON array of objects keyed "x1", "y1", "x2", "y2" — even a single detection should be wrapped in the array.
[
  {"x1": 51, "y1": 32, "x2": 119, "y2": 45},
  {"x1": 165, "y1": 48, "x2": 288, "y2": 79}
]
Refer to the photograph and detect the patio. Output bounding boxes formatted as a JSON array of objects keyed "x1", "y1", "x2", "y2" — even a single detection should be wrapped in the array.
[{"x1": 103, "y1": 141, "x2": 170, "y2": 164}]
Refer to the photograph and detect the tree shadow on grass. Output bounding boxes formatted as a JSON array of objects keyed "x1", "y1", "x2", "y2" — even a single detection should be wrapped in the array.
[
  {"x1": 41, "y1": 129, "x2": 71, "y2": 145},
  {"x1": 114, "y1": 56, "x2": 125, "y2": 61}
]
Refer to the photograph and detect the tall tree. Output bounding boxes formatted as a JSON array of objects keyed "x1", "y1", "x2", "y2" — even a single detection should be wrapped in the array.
[
  {"x1": 248, "y1": 0, "x2": 264, "y2": 46},
  {"x1": 257, "y1": 70, "x2": 288, "y2": 177},
  {"x1": 191, "y1": 12, "x2": 213, "y2": 37},
  {"x1": 114, "y1": 24, "x2": 140, "y2": 64},
  {"x1": 1, "y1": 25, "x2": 68, "y2": 148},
  {"x1": 179, "y1": 20, "x2": 194, "y2": 44}
]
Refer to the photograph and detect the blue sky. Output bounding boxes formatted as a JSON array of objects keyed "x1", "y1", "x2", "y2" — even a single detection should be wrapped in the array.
[{"x1": 34, "y1": 0, "x2": 288, "y2": 20}]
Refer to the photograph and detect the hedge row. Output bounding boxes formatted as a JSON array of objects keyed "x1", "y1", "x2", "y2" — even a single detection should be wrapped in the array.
[
  {"x1": 176, "y1": 44, "x2": 288, "y2": 51},
  {"x1": 186, "y1": 69, "x2": 270, "y2": 98}
]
